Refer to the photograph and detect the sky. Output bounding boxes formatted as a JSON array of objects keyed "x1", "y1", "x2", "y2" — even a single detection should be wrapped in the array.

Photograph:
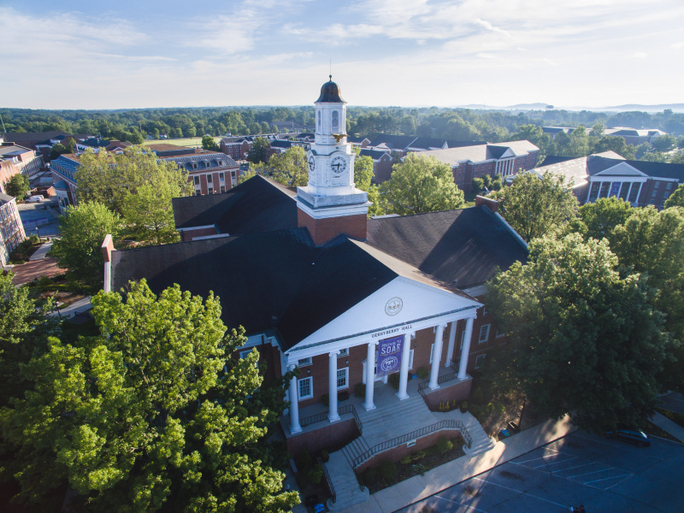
[{"x1": 1, "y1": 0, "x2": 683, "y2": 110}]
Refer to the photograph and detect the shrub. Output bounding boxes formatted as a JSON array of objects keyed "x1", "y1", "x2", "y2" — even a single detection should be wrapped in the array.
[
  {"x1": 472, "y1": 387, "x2": 483, "y2": 405},
  {"x1": 495, "y1": 402, "x2": 506, "y2": 415},
  {"x1": 424, "y1": 445, "x2": 439, "y2": 457},
  {"x1": 416, "y1": 367, "x2": 429, "y2": 379},
  {"x1": 363, "y1": 467, "x2": 377, "y2": 485},
  {"x1": 460, "y1": 400, "x2": 468, "y2": 411},
  {"x1": 437, "y1": 436, "x2": 453, "y2": 454},
  {"x1": 411, "y1": 450, "x2": 426, "y2": 461},
  {"x1": 472, "y1": 177, "x2": 484, "y2": 195},
  {"x1": 354, "y1": 382, "x2": 366, "y2": 398},
  {"x1": 36, "y1": 276, "x2": 53, "y2": 288},
  {"x1": 399, "y1": 455, "x2": 412, "y2": 465},
  {"x1": 27, "y1": 234, "x2": 40, "y2": 245},
  {"x1": 321, "y1": 450, "x2": 329, "y2": 463},
  {"x1": 307, "y1": 463, "x2": 323, "y2": 485},
  {"x1": 321, "y1": 393, "x2": 329, "y2": 406},
  {"x1": 388, "y1": 373, "x2": 400, "y2": 390},
  {"x1": 298, "y1": 449, "x2": 311, "y2": 473},
  {"x1": 379, "y1": 460, "x2": 397, "y2": 480}
]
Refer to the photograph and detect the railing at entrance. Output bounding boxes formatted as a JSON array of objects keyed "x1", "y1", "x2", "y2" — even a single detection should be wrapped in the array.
[
  {"x1": 299, "y1": 404, "x2": 364, "y2": 433},
  {"x1": 318, "y1": 456, "x2": 336, "y2": 504},
  {"x1": 417, "y1": 367, "x2": 460, "y2": 395},
  {"x1": 351, "y1": 419, "x2": 471, "y2": 468}
]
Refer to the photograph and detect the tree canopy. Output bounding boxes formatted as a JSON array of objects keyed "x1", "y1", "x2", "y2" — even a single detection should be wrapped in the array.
[
  {"x1": 76, "y1": 146, "x2": 190, "y2": 216},
  {"x1": 381, "y1": 154, "x2": 464, "y2": 215},
  {"x1": 5, "y1": 173, "x2": 30, "y2": 200},
  {"x1": 49, "y1": 201, "x2": 122, "y2": 287},
  {"x1": 567, "y1": 197, "x2": 635, "y2": 241},
  {"x1": 247, "y1": 137, "x2": 270, "y2": 164},
  {"x1": 664, "y1": 183, "x2": 684, "y2": 209},
  {"x1": 202, "y1": 135, "x2": 220, "y2": 151},
  {"x1": 353, "y1": 155, "x2": 374, "y2": 192},
  {"x1": 266, "y1": 146, "x2": 308, "y2": 187},
  {"x1": 485, "y1": 233, "x2": 673, "y2": 432},
  {"x1": 498, "y1": 171, "x2": 578, "y2": 242},
  {"x1": 0, "y1": 280, "x2": 299, "y2": 513}
]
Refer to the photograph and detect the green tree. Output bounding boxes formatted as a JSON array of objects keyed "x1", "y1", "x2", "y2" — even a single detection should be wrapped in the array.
[
  {"x1": 238, "y1": 169, "x2": 257, "y2": 184},
  {"x1": 49, "y1": 143, "x2": 68, "y2": 160},
  {"x1": 0, "y1": 272, "x2": 57, "y2": 405},
  {"x1": 49, "y1": 202, "x2": 122, "y2": 287},
  {"x1": 354, "y1": 155, "x2": 374, "y2": 191},
  {"x1": 609, "y1": 206, "x2": 684, "y2": 392},
  {"x1": 498, "y1": 171, "x2": 578, "y2": 242},
  {"x1": 122, "y1": 183, "x2": 180, "y2": 245},
  {"x1": 569, "y1": 197, "x2": 634, "y2": 241},
  {"x1": 651, "y1": 134, "x2": 677, "y2": 152},
  {"x1": 485, "y1": 233, "x2": 672, "y2": 432},
  {"x1": 76, "y1": 146, "x2": 190, "y2": 218},
  {"x1": 669, "y1": 151, "x2": 684, "y2": 164},
  {"x1": 267, "y1": 146, "x2": 308, "y2": 187},
  {"x1": 5, "y1": 173, "x2": 30, "y2": 200},
  {"x1": 640, "y1": 150, "x2": 669, "y2": 163},
  {"x1": 665, "y1": 184, "x2": 684, "y2": 208},
  {"x1": 202, "y1": 134, "x2": 220, "y2": 151},
  {"x1": 247, "y1": 137, "x2": 270, "y2": 164},
  {"x1": 592, "y1": 135, "x2": 636, "y2": 159},
  {"x1": 0, "y1": 280, "x2": 299, "y2": 513},
  {"x1": 380, "y1": 154, "x2": 464, "y2": 215},
  {"x1": 589, "y1": 123, "x2": 605, "y2": 137}
]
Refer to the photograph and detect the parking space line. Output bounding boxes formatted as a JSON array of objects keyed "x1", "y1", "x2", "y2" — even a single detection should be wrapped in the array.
[
  {"x1": 534, "y1": 456, "x2": 577, "y2": 469},
  {"x1": 435, "y1": 495, "x2": 487, "y2": 512},
  {"x1": 566, "y1": 468, "x2": 613, "y2": 479},
  {"x1": 584, "y1": 473, "x2": 632, "y2": 485},
  {"x1": 513, "y1": 450, "x2": 565, "y2": 465},
  {"x1": 552, "y1": 462, "x2": 593, "y2": 472},
  {"x1": 471, "y1": 477, "x2": 568, "y2": 509}
]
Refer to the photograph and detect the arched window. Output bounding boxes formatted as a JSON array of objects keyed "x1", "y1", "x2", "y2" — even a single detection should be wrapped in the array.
[
  {"x1": 317, "y1": 111, "x2": 321, "y2": 129},
  {"x1": 332, "y1": 111, "x2": 339, "y2": 130}
]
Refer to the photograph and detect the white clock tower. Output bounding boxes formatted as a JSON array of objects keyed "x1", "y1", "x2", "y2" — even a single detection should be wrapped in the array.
[{"x1": 296, "y1": 77, "x2": 370, "y2": 245}]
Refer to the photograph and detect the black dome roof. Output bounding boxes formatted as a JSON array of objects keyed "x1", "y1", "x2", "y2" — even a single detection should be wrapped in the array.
[{"x1": 315, "y1": 76, "x2": 345, "y2": 103}]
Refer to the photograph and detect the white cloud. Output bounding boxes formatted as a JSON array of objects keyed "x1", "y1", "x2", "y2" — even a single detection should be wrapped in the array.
[
  {"x1": 672, "y1": 42, "x2": 684, "y2": 49},
  {"x1": 633, "y1": 51, "x2": 648, "y2": 59}
]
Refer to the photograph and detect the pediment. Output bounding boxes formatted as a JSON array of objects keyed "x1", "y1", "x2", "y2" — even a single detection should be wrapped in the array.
[
  {"x1": 287, "y1": 276, "x2": 481, "y2": 355},
  {"x1": 595, "y1": 162, "x2": 647, "y2": 177}
]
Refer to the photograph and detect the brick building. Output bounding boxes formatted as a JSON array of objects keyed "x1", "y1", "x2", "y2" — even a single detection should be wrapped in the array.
[
  {"x1": 535, "y1": 152, "x2": 684, "y2": 208},
  {"x1": 104, "y1": 79, "x2": 528, "y2": 496},
  {"x1": 423, "y1": 141, "x2": 540, "y2": 192},
  {"x1": 0, "y1": 193, "x2": 26, "y2": 267},
  {"x1": 220, "y1": 136, "x2": 253, "y2": 161},
  {"x1": 0, "y1": 143, "x2": 43, "y2": 178}
]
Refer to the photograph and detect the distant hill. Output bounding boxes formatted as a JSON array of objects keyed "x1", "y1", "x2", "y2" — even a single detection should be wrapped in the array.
[{"x1": 457, "y1": 103, "x2": 684, "y2": 113}]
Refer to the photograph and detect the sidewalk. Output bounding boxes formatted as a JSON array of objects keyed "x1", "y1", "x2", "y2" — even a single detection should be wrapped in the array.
[
  {"x1": 29, "y1": 241, "x2": 53, "y2": 261},
  {"x1": 48, "y1": 296, "x2": 93, "y2": 319},
  {"x1": 338, "y1": 415, "x2": 576, "y2": 513},
  {"x1": 651, "y1": 411, "x2": 684, "y2": 442}
]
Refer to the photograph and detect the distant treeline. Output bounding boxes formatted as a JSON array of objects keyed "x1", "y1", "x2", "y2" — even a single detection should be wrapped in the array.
[{"x1": 1, "y1": 105, "x2": 683, "y2": 146}]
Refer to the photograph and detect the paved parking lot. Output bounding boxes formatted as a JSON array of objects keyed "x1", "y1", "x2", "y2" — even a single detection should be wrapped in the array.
[
  {"x1": 17, "y1": 198, "x2": 60, "y2": 237},
  {"x1": 398, "y1": 431, "x2": 684, "y2": 513}
]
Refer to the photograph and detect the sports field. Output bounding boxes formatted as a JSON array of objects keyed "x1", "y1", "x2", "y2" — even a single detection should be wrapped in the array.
[{"x1": 143, "y1": 136, "x2": 220, "y2": 148}]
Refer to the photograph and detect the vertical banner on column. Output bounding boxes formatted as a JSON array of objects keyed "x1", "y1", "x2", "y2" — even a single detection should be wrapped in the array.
[{"x1": 377, "y1": 335, "x2": 403, "y2": 377}]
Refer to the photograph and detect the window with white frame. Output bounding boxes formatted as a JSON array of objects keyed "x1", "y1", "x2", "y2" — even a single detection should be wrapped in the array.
[
  {"x1": 220, "y1": 185, "x2": 225, "y2": 193},
  {"x1": 298, "y1": 377, "x2": 313, "y2": 400},
  {"x1": 482, "y1": 306, "x2": 488, "y2": 316},
  {"x1": 496, "y1": 329, "x2": 505, "y2": 338},
  {"x1": 478, "y1": 324, "x2": 490, "y2": 343},
  {"x1": 208, "y1": 187, "x2": 213, "y2": 194},
  {"x1": 475, "y1": 354, "x2": 486, "y2": 369},
  {"x1": 219, "y1": 172, "x2": 224, "y2": 180},
  {"x1": 337, "y1": 367, "x2": 349, "y2": 389},
  {"x1": 338, "y1": 348, "x2": 348, "y2": 357},
  {"x1": 207, "y1": 174, "x2": 213, "y2": 183},
  {"x1": 666, "y1": 182, "x2": 673, "y2": 190},
  {"x1": 298, "y1": 357, "x2": 312, "y2": 367},
  {"x1": 194, "y1": 176, "x2": 200, "y2": 185},
  {"x1": 239, "y1": 348, "x2": 253, "y2": 359}
]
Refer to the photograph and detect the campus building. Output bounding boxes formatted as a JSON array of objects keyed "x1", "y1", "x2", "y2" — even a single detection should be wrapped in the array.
[
  {"x1": 103, "y1": 78, "x2": 527, "y2": 510},
  {"x1": 0, "y1": 193, "x2": 26, "y2": 267}
]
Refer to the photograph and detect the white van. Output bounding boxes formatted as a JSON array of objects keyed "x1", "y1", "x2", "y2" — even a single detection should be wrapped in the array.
[{"x1": 26, "y1": 195, "x2": 44, "y2": 202}]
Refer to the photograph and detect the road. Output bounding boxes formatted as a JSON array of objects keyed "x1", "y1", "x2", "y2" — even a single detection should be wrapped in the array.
[{"x1": 397, "y1": 431, "x2": 684, "y2": 513}]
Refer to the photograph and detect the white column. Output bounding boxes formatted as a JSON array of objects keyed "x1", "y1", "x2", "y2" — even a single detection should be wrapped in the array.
[
  {"x1": 445, "y1": 321, "x2": 457, "y2": 366},
  {"x1": 288, "y1": 364, "x2": 302, "y2": 434},
  {"x1": 429, "y1": 324, "x2": 446, "y2": 390},
  {"x1": 458, "y1": 317, "x2": 475, "y2": 380},
  {"x1": 328, "y1": 351, "x2": 340, "y2": 422},
  {"x1": 364, "y1": 341, "x2": 377, "y2": 411},
  {"x1": 396, "y1": 332, "x2": 413, "y2": 400},
  {"x1": 585, "y1": 180, "x2": 593, "y2": 204}
]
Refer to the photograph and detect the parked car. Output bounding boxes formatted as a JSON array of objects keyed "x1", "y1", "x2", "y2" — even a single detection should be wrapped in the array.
[
  {"x1": 26, "y1": 195, "x2": 44, "y2": 202},
  {"x1": 605, "y1": 428, "x2": 651, "y2": 447}
]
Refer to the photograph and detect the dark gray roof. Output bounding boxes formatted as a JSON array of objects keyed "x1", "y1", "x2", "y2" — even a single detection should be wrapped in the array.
[
  {"x1": 368, "y1": 134, "x2": 419, "y2": 150},
  {"x1": 587, "y1": 156, "x2": 684, "y2": 180},
  {"x1": 0, "y1": 192, "x2": 15, "y2": 205},
  {"x1": 446, "y1": 140, "x2": 488, "y2": 148},
  {"x1": 270, "y1": 140, "x2": 293, "y2": 149},
  {"x1": 359, "y1": 149, "x2": 390, "y2": 160},
  {"x1": 486, "y1": 145, "x2": 508, "y2": 159},
  {"x1": 540, "y1": 155, "x2": 576, "y2": 166},
  {"x1": 172, "y1": 175, "x2": 298, "y2": 234},
  {"x1": 315, "y1": 77, "x2": 345, "y2": 103},
  {"x1": 366, "y1": 207, "x2": 528, "y2": 289},
  {"x1": 112, "y1": 230, "x2": 396, "y2": 350},
  {"x1": 409, "y1": 138, "x2": 447, "y2": 150}
]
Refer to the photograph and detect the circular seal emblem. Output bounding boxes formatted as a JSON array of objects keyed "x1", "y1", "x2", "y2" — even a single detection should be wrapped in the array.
[
  {"x1": 380, "y1": 356, "x2": 399, "y2": 372},
  {"x1": 385, "y1": 297, "x2": 403, "y2": 316}
]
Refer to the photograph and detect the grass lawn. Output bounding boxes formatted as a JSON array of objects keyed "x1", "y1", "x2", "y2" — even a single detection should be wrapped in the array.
[{"x1": 143, "y1": 136, "x2": 220, "y2": 148}]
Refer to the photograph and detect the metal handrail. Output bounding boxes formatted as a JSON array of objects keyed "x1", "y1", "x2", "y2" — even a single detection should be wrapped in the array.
[
  {"x1": 351, "y1": 419, "x2": 471, "y2": 468},
  {"x1": 300, "y1": 411, "x2": 328, "y2": 428},
  {"x1": 339, "y1": 404, "x2": 363, "y2": 434},
  {"x1": 417, "y1": 370, "x2": 460, "y2": 395},
  {"x1": 318, "y1": 457, "x2": 336, "y2": 504}
]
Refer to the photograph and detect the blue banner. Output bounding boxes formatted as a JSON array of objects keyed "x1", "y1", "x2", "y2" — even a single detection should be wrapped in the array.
[{"x1": 377, "y1": 335, "x2": 403, "y2": 377}]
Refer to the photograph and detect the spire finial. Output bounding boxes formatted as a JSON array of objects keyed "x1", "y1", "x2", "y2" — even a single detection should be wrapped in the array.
[{"x1": 329, "y1": 74, "x2": 332, "y2": 81}]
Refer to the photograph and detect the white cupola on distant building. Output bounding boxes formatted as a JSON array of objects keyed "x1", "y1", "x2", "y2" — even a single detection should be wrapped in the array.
[{"x1": 296, "y1": 77, "x2": 370, "y2": 245}]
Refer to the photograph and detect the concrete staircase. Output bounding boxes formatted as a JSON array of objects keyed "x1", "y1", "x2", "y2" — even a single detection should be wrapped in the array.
[{"x1": 321, "y1": 390, "x2": 497, "y2": 510}]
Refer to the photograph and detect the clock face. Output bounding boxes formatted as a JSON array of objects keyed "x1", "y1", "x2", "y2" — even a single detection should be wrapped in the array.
[
  {"x1": 330, "y1": 156, "x2": 347, "y2": 176},
  {"x1": 308, "y1": 156, "x2": 316, "y2": 172}
]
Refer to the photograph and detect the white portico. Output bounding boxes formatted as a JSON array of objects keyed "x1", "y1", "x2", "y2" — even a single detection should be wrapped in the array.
[{"x1": 283, "y1": 268, "x2": 481, "y2": 434}]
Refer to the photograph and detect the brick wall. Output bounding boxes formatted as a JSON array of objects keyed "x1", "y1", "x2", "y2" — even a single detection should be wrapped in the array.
[
  {"x1": 421, "y1": 378, "x2": 472, "y2": 410},
  {"x1": 373, "y1": 156, "x2": 394, "y2": 183},
  {"x1": 297, "y1": 210, "x2": 368, "y2": 245},
  {"x1": 355, "y1": 430, "x2": 464, "y2": 473},
  {"x1": 286, "y1": 418, "x2": 359, "y2": 457}
]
